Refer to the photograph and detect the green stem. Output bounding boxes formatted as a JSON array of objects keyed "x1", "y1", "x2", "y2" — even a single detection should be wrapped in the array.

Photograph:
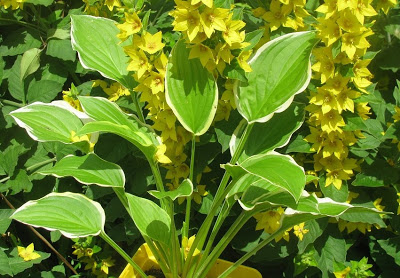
[
  {"x1": 131, "y1": 91, "x2": 146, "y2": 123},
  {"x1": 194, "y1": 211, "x2": 252, "y2": 278},
  {"x1": 0, "y1": 18, "x2": 46, "y2": 35},
  {"x1": 100, "y1": 231, "x2": 149, "y2": 278},
  {"x1": 182, "y1": 123, "x2": 254, "y2": 276},
  {"x1": 182, "y1": 136, "x2": 196, "y2": 241},
  {"x1": 0, "y1": 99, "x2": 24, "y2": 107},
  {"x1": 1, "y1": 157, "x2": 57, "y2": 184}
]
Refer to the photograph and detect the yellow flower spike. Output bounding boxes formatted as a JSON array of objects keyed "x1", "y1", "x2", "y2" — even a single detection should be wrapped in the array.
[
  {"x1": 191, "y1": 0, "x2": 213, "y2": 8},
  {"x1": 189, "y1": 44, "x2": 215, "y2": 67},
  {"x1": 138, "y1": 32, "x2": 165, "y2": 55},
  {"x1": 18, "y1": 243, "x2": 41, "y2": 261},
  {"x1": 293, "y1": 223, "x2": 309, "y2": 241},
  {"x1": 182, "y1": 235, "x2": 201, "y2": 259},
  {"x1": 334, "y1": 266, "x2": 351, "y2": 278},
  {"x1": 200, "y1": 7, "x2": 229, "y2": 37},
  {"x1": 237, "y1": 50, "x2": 253, "y2": 73},
  {"x1": 117, "y1": 12, "x2": 142, "y2": 41},
  {"x1": 155, "y1": 144, "x2": 172, "y2": 164}
]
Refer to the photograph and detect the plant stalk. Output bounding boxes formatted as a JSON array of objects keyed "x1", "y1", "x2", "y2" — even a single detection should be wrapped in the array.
[
  {"x1": 0, "y1": 99, "x2": 24, "y2": 108},
  {"x1": 131, "y1": 91, "x2": 146, "y2": 123},
  {"x1": 100, "y1": 231, "x2": 149, "y2": 278}
]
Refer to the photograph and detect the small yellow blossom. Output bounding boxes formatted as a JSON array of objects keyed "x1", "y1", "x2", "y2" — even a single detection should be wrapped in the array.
[
  {"x1": 334, "y1": 266, "x2": 351, "y2": 278},
  {"x1": 18, "y1": 243, "x2": 41, "y2": 261},
  {"x1": 137, "y1": 32, "x2": 165, "y2": 55},
  {"x1": 182, "y1": 235, "x2": 200, "y2": 258},
  {"x1": 155, "y1": 144, "x2": 172, "y2": 164},
  {"x1": 117, "y1": 12, "x2": 142, "y2": 41},
  {"x1": 293, "y1": 222, "x2": 309, "y2": 240},
  {"x1": 254, "y1": 207, "x2": 284, "y2": 234}
]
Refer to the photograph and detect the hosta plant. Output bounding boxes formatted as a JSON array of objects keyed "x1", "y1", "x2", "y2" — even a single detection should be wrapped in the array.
[{"x1": 8, "y1": 15, "x2": 386, "y2": 278}]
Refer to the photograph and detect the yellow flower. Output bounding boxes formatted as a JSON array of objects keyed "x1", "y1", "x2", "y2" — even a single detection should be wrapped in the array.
[
  {"x1": 312, "y1": 47, "x2": 335, "y2": 83},
  {"x1": 182, "y1": 235, "x2": 201, "y2": 258},
  {"x1": 393, "y1": 107, "x2": 400, "y2": 122},
  {"x1": 373, "y1": 198, "x2": 385, "y2": 212},
  {"x1": 191, "y1": 0, "x2": 213, "y2": 8},
  {"x1": 155, "y1": 144, "x2": 172, "y2": 164},
  {"x1": 189, "y1": 44, "x2": 215, "y2": 67},
  {"x1": 192, "y1": 185, "x2": 208, "y2": 204},
  {"x1": 262, "y1": 0, "x2": 292, "y2": 31},
  {"x1": 104, "y1": 0, "x2": 121, "y2": 11},
  {"x1": 103, "y1": 82, "x2": 130, "y2": 101},
  {"x1": 356, "y1": 102, "x2": 372, "y2": 120},
  {"x1": 254, "y1": 207, "x2": 284, "y2": 234},
  {"x1": 117, "y1": 12, "x2": 142, "y2": 41},
  {"x1": 1, "y1": 0, "x2": 24, "y2": 10},
  {"x1": 137, "y1": 32, "x2": 165, "y2": 55},
  {"x1": 334, "y1": 266, "x2": 351, "y2": 278},
  {"x1": 351, "y1": 0, "x2": 377, "y2": 25},
  {"x1": 222, "y1": 16, "x2": 246, "y2": 45},
  {"x1": 293, "y1": 223, "x2": 309, "y2": 241},
  {"x1": 309, "y1": 88, "x2": 338, "y2": 114},
  {"x1": 305, "y1": 126, "x2": 325, "y2": 153},
  {"x1": 341, "y1": 29, "x2": 373, "y2": 59},
  {"x1": 200, "y1": 7, "x2": 229, "y2": 37},
  {"x1": 18, "y1": 243, "x2": 41, "y2": 261},
  {"x1": 336, "y1": 88, "x2": 360, "y2": 113},
  {"x1": 126, "y1": 49, "x2": 152, "y2": 79},
  {"x1": 337, "y1": 9, "x2": 363, "y2": 33},
  {"x1": 237, "y1": 50, "x2": 253, "y2": 72},
  {"x1": 319, "y1": 109, "x2": 346, "y2": 133},
  {"x1": 315, "y1": 0, "x2": 337, "y2": 19},
  {"x1": 99, "y1": 257, "x2": 115, "y2": 275},
  {"x1": 144, "y1": 72, "x2": 165, "y2": 94},
  {"x1": 172, "y1": 9, "x2": 202, "y2": 42}
]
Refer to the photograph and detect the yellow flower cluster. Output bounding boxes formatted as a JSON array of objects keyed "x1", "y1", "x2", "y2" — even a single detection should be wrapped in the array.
[
  {"x1": 170, "y1": 0, "x2": 252, "y2": 75},
  {"x1": 304, "y1": 0, "x2": 386, "y2": 190}
]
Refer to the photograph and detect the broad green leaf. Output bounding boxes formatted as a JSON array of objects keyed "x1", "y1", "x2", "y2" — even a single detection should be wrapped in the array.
[
  {"x1": 149, "y1": 179, "x2": 193, "y2": 201},
  {"x1": 378, "y1": 237, "x2": 400, "y2": 266},
  {"x1": 0, "y1": 249, "x2": 12, "y2": 276},
  {"x1": 27, "y1": 80, "x2": 63, "y2": 103},
  {"x1": 39, "y1": 154, "x2": 125, "y2": 188},
  {"x1": 71, "y1": 15, "x2": 135, "y2": 89},
  {"x1": 225, "y1": 153, "x2": 305, "y2": 203},
  {"x1": 10, "y1": 102, "x2": 83, "y2": 143},
  {"x1": 8, "y1": 55, "x2": 24, "y2": 101},
  {"x1": 231, "y1": 102, "x2": 305, "y2": 162},
  {"x1": 46, "y1": 39, "x2": 76, "y2": 62},
  {"x1": 11, "y1": 192, "x2": 105, "y2": 238},
  {"x1": 234, "y1": 31, "x2": 318, "y2": 123},
  {"x1": 24, "y1": 0, "x2": 53, "y2": 6},
  {"x1": 126, "y1": 193, "x2": 171, "y2": 244},
  {"x1": 0, "y1": 28, "x2": 41, "y2": 56},
  {"x1": 6, "y1": 169, "x2": 33, "y2": 195},
  {"x1": 165, "y1": 39, "x2": 218, "y2": 135},
  {"x1": 20, "y1": 48, "x2": 41, "y2": 81},
  {"x1": 77, "y1": 96, "x2": 159, "y2": 159},
  {"x1": 243, "y1": 29, "x2": 265, "y2": 51},
  {"x1": 0, "y1": 209, "x2": 13, "y2": 234}
]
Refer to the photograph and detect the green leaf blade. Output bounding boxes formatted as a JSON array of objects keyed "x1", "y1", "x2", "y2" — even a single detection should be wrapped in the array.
[
  {"x1": 11, "y1": 192, "x2": 105, "y2": 238},
  {"x1": 10, "y1": 103, "x2": 83, "y2": 143},
  {"x1": 235, "y1": 31, "x2": 318, "y2": 123},
  {"x1": 38, "y1": 153, "x2": 125, "y2": 188},
  {"x1": 165, "y1": 39, "x2": 218, "y2": 135},
  {"x1": 71, "y1": 15, "x2": 135, "y2": 89},
  {"x1": 126, "y1": 193, "x2": 171, "y2": 244}
]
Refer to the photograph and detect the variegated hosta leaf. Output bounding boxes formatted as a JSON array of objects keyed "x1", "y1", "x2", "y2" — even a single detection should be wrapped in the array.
[
  {"x1": 165, "y1": 39, "x2": 218, "y2": 135},
  {"x1": 38, "y1": 153, "x2": 125, "y2": 188},
  {"x1": 230, "y1": 102, "x2": 305, "y2": 162},
  {"x1": 9, "y1": 102, "x2": 83, "y2": 143},
  {"x1": 77, "y1": 96, "x2": 161, "y2": 160},
  {"x1": 71, "y1": 15, "x2": 136, "y2": 90},
  {"x1": 149, "y1": 179, "x2": 193, "y2": 201},
  {"x1": 11, "y1": 192, "x2": 105, "y2": 238},
  {"x1": 234, "y1": 31, "x2": 318, "y2": 123},
  {"x1": 225, "y1": 153, "x2": 306, "y2": 205}
]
